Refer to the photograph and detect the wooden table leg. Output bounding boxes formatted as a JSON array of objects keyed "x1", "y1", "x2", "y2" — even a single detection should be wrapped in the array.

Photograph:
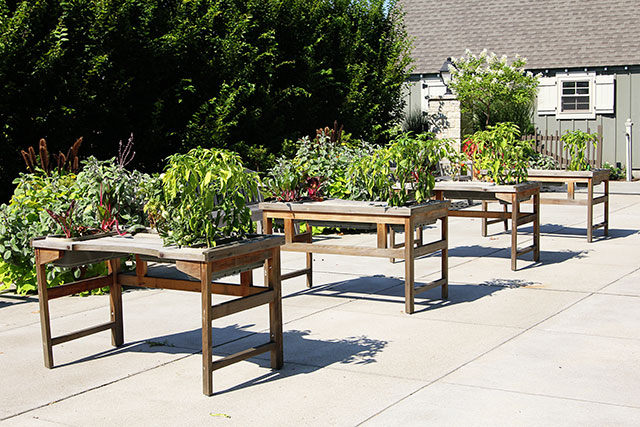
[
  {"x1": 201, "y1": 262, "x2": 213, "y2": 396},
  {"x1": 587, "y1": 178, "x2": 594, "y2": 243},
  {"x1": 511, "y1": 194, "x2": 518, "y2": 271},
  {"x1": 404, "y1": 217, "x2": 415, "y2": 314},
  {"x1": 108, "y1": 259, "x2": 123, "y2": 347},
  {"x1": 481, "y1": 200, "x2": 488, "y2": 237},
  {"x1": 389, "y1": 227, "x2": 396, "y2": 263},
  {"x1": 305, "y1": 227, "x2": 313, "y2": 288},
  {"x1": 604, "y1": 179, "x2": 610, "y2": 236},
  {"x1": 533, "y1": 192, "x2": 541, "y2": 262},
  {"x1": 441, "y1": 215, "x2": 448, "y2": 300},
  {"x1": 35, "y1": 250, "x2": 54, "y2": 369},
  {"x1": 503, "y1": 202, "x2": 509, "y2": 231},
  {"x1": 263, "y1": 214, "x2": 273, "y2": 287},
  {"x1": 268, "y1": 248, "x2": 284, "y2": 369},
  {"x1": 567, "y1": 181, "x2": 575, "y2": 200}
]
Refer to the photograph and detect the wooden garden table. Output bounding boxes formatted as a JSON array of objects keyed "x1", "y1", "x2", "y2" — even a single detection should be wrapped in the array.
[
  {"x1": 259, "y1": 199, "x2": 450, "y2": 314},
  {"x1": 433, "y1": 181, "x2": 541, "y2": 270},
  {"x1": 31, "y1": 231, "x2": 285, "y2": 396},
  {"x1": 526, "y1": 169, "x2": 610, "y2": 242}
]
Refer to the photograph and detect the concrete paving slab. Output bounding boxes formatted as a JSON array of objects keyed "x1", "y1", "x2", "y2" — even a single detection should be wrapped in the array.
[
  {"x1": 447, "y1": 255, "x2": 637, "y2": 293},
  {"x1": 5, "y1": 355, "x2": 427, "y2": 427},
  {"x1": 362, "y1": 382, "x2": 640, "y2": 427},
  {"x1": 0, "y1": 322, "x2": 190, "y2": 417},
  {"x1": 535, "y1": 293, "x2": 640, "y2": 340},
  {"x1": 216, "y1": 310, "x2": 520, "y2": 382},
  {"x1": 599, "y1": 268, "x2": 640, "y2": 296},
  {"x1": 1, "y1": 415, "x2": 73, "y2": 426},
  {"x1": 0, "y1": 288, "x2": 158, "y2": 331},
  {"x1": 443, "y1": 329, "x2": 640, "y2": 407},
  {"x1": 342, "y1": 281, "x2": 587, "y2": 329}
]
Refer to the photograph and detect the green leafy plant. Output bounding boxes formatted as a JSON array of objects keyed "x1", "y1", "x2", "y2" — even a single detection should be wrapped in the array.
[
  {"x1": 602, "y1": 162, "x2": 625, "y2": 180},
  {"x1": 263, "y1": 125, "x2": 377, "y2": 201},
  {"x1": 561, "y1": 130, "x2": 598, "y2": 171},
  {"x1": 0, "y1": 0, "x2": 411, "y2": 203},
  {"x1": 467, "y1": 122, "x2": 531, "y2": 184},
  {"x1": 528, "y1": 152, "x2": 558, "y2": 170},
  {"x1": 0, "y1": 148, "x2": 150, "y2": 295},
  {"x1": 448, "y1": 50, "x2": 539, "y2": 132},
  {"x1": 349, "y1": 133, "x2": 455, "y2": 206},
  {"x1": 144, "y1": 147, "x2": 258, "y2": 247}
]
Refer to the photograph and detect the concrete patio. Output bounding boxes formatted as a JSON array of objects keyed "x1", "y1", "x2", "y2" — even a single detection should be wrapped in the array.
[{"x1": 1, "y1": 182, "x2": 639, "y2": 426}]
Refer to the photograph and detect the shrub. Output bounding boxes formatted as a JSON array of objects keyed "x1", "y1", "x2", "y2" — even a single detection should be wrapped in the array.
[
  {"x1": 0, "y1": 0, "x2": 412, "y2": 203},
  {"x1": 449, "y1": 50, "x2": 539, "y2": 133}
]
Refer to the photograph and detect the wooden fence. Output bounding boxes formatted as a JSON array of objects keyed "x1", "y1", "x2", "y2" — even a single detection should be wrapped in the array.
[{"x1": 522, "y1": 124, "x2": 603, "y2": 169}]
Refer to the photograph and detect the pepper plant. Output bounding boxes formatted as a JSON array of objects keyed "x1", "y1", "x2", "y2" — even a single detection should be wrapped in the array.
[
  {"x1": 144, "y1": 147, "x2": 258, "y2": 247},
  {"x1": 467, "y1": 122, "x2": 531, "y2": 184},
  {"x1": 561, "y1": 130, "x2": 598, "y2": 171},
  {"x1": 349, "y1": 133, "x2": 455, "y2": 206}
]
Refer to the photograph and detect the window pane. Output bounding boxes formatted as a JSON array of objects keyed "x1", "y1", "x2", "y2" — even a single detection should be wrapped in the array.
[
  {"x1": 577, "y1": 87, "x2": 589, "y2": 94},
  {"x1": 563, "y1": 87, "x2": 576, "y2": 95},
  {"x1": 577, "y1": 81, "x2": 589, "y2": 88},
  {"x1": 561, "y1": 95, "x2": 590, "y2": 111},
  {"x1": 563, "y1": 81, "x2": 576, "y2": 89}
]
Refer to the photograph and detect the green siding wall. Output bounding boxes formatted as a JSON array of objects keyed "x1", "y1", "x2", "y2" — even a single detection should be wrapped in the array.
[{"x1": 534, "y1": 70, "x2": 640, "y2": 169}]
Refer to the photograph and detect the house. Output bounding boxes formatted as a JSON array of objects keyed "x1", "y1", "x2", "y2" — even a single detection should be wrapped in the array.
[{"x1": 401, "y1": 0, "x2": 640, "y2": 173}]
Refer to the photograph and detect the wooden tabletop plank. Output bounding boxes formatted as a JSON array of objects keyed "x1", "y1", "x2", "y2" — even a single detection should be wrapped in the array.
[
  {"x1": 32, "y1": 232, "x2": 284, "y2": 262},
  {"x1": 433, "y1": 181, "x2": 540, "y2": 194},
  {"x1": 259, "y1": 198, "x2": 449, "y2": 217},
  {"x1": 527, "y1": 169, "x2": 610, "y2": 180}
]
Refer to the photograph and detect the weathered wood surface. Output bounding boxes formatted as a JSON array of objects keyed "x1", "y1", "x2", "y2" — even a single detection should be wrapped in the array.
[
  {"x1": 262, "y1": 199, "x2": 449, "y2": 314},
  {"x1": 33, "y1": 231, "x2": 285, "y2": 396},
  {"x1": 525, "y1": 169, "x2": 609, "y2": 242},
  {"x1": 32, "y1": 231, "x2": 284, "y2": 263},
  {"x1": 260, "y1": 198, "x2": 449, "y2": 217},
  {"x1": 433, "y1": 181, "x2": 540, "y2": 194},
  {"x1": 527, "y1": 169, "x2": 610, "y2": 181}
]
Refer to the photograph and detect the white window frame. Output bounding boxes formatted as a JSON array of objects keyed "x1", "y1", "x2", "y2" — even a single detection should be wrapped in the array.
[{"x1": 555, "y1": 72, "x2": 596, "y2": 119}]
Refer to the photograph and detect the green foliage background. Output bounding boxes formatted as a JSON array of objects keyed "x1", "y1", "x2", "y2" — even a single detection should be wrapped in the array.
[{"x1": 0, "y1": 0, "x2": 412, "y2": 202}]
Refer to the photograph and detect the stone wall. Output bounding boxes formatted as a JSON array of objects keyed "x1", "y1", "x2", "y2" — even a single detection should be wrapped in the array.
[{"x1": 427, "y1": 95, "x2": 461, "y2": 150}]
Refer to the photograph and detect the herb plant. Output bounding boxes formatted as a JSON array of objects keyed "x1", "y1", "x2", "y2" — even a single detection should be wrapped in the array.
[
  {"x1": 528, "y1": 152, "x2": 558, "y2": 170},
  {"x1": 602, "y1": 162, "x2": 625, "y2": 180},
  {"x1": 263, "y1": 126, "x2": 377, "y2": 201},
  {"x1": 561, "y1": 130, "x2": 598, "y2": 171}
]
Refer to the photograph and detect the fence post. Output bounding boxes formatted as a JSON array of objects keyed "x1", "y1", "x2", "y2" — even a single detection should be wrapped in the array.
[{"x1": 625, "y1": 118, "x2": 633, "y2": 181}]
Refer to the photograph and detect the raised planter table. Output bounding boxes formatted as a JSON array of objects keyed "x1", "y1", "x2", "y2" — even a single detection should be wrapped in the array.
[
  {"x1": 433, "y1": 181, "x2": 541, "y2": 270},
  {"x1": 526, "y1": 169, "x2": 610, "y2": 242},
  {"x1": 259, "y1": 199, "x2": 450, "y2": 314},
  {"x1": 31, "y1": 232, "x2": 285, "y2": 396}
]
